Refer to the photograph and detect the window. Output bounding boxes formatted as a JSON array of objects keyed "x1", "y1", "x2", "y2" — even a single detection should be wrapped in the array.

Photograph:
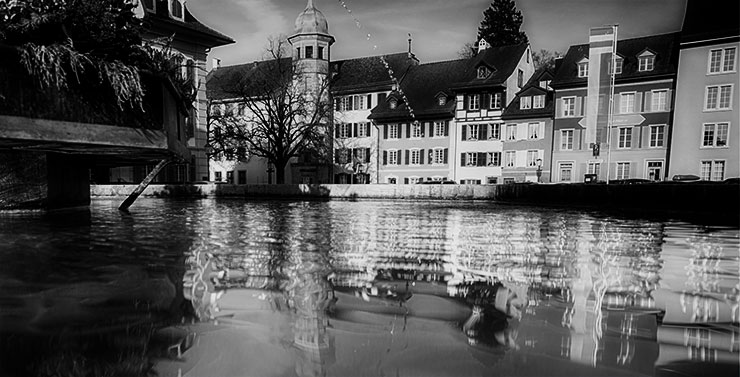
[
  {"x1": 387, "y1": 177, "x2": 397, "y2": 184},
  {"x1": 702, "y1": 123, "x2": 729, "y2": 147},
  {"x1": 539, "y1": 80, "x2": 551, "y2": 89},
  {"x1": 466, "y1": 152, "x2": 478, "y2": 166},
  {"x1": 559, "y1": 162, "x2": 573, "y2": 182},
  {"x1": 336, "y1": 149, "x2": 350, "y2": 164},
  {"x1": 388, "y1": 150, "x2": 398, "y2": 165},
  {"x1": 490, "y1": 92, "x2": 503, "y2": 109},
  {"x1": 701, "y1": 160, "x2": 725, "y2": 181},
  {"x1": 620, "y1": 92, "x2": 636, "y2": 114},
  {"x1": 305, "y1": 46, "x2": 314, "y2": 59},
  {"x1": 487, "y1": 176, "x2": 498, "y2": 185},
  {"x1": 705, "y1": 85, "x2": 733, "y2": 110},
  {"x1": 520, "y1": 96, "x2": 532, "y2": 109},
  {"x1": 411, "y1": 123, "x2": 422, "y2": 138},
  {"x1": 477, "y1": 66, "x2": 489, "y2": 79},
  {"x1": 517, "y1": 69, "x2": 524, "y2": 87},
  {"x1": 638, "y1": 53, "x2": 655, "y2": 72},
  {"x1": 489, "y1": 123, "x2": 501, "y2": 140},
  {"x1": 649, "y1": 125, "x2": 666, "y2": 147},
  {"x1": 613, "y1": 57, "x2": 623, "y2": 74},
  {"x1": 468, "y1": 94, "x2": 480, "y2": 110},
  {"x1": 438, "y1": 96, "x2": 446, "y2": 106},
  {"x1": 506, "y1": 124, "x2": 517, "y2": 141},
  {"x1": 528, "y1": 122, "x2": 540, "y2": 139},
  {"x1": 169, "y1": 0, "x2": 183, "y2": 20},
  {"x1": 651, "y1": 90, "x2": 667, "y2": 112},
  {"x1": 563, "y1": 97, "x2": 576, "y2": 117},
  {"x1": 618, "y1": 127, "x2": 632, "y2": 148},
  {"x1": 238, "y1": 170, "x2": 247, "y2": 185},
  {"x1": 389, "y1": 124, "x2": 399, "y2": 139},
  {"x1": 578, "y1": 61, "x2": 588, "y2": 78},
  {"x1": 408, "y1": 177, "x2": 422, "y2": 184},
  {"x1": 389, "y1": 99, "x2": 398, "y2": 109},
  {"x1": 533, "y1": 94, "x2": 545, "y2": 109},
  {"x1": 143, "y1": 0, "x2": 156, "y2": 12},
  {"x1": 709, "y1": 47, "x2": 736, "y2": 73},
  {"x1": 434, "y1": 122, "x2": 446, "y2": 137},
  {"x1": 338, "y1": 123, "x2": 350, "y2": 139},
  {"x1": 468, "y1": 124, "x2": 480, "y2": 140},
  {"x1": 560, "y1": 129, "x2": 574, "y2": 150},
  {"x1": 616, "y1": 162, "x2": 630, "y2": 180},
  {"x1": 527, "y1": 150, "x2": 539, "y2": 167},
  {"x1": 587, "y1": 162, "x2": 601, "y2": 176},
  {"x1": 410, "y1": 149, "x2": 421, "y2": 165},
  {"x1": 487, "y1": 152, "x2": 501, "y2": 166},
  {"x1": 505, "y1": 151, "x2": 516, "y2": 168},
  {"x1": 318, "y1": 46, "x2": 324, "y2": 60},
  {"x1": 433, "y1": 148, "x2": 446, "y2": 164},
  {"x1": 356, "y1": 123, "x2": 368, "y2": 138}
]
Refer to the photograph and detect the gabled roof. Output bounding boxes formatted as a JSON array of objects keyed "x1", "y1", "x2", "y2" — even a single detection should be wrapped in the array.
[
  {"x1": 206, "y1": 58, "x2": 293, "y2": 101},
  {"x1": 502, "y1": 70, "x2": 555, "y2": 120},
  {"x1": 551, "y1": 32, "x2": 680, "y2": 89},
  {"x1": 144, "y1": 3, "x2": 235, "y2": 48},
  {"x1": 525, "y1": 68, "x2": 554, "y2": 87},
  {"x1": 680, "y1": 0, "x2": 739, "y2": 46},
  {"x1": 450, "y1": 43, "x2": 528, "y2": 90},
  {"x1": 330, "y1": 53, "x2": 417, "y2": 94},
  {"x1": 369, "y1": 59, "x2": 469, "y2": 122}
]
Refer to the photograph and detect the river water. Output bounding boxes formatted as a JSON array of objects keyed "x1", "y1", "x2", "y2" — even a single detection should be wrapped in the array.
[{"x1": 0, "y1": 198, "x2": 737, "y2": 377}]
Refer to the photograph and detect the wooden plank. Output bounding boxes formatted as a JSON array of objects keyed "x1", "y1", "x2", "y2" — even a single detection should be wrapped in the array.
[
  {"x1": 119, "y1": 158, "x2": 173, "y2": 211},
  {"x1": 0, "y1": 115, "x2": 169, "y2": 150}
]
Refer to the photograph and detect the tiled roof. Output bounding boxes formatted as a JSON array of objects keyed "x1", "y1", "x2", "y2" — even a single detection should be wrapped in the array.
[
  {"x1": 551, "y1": 32, "x2": 680, "y2": 89},
  {"x1": 144, "y1": 3, "x2": 234, "y2": 47},
  {"x1": 681, "y1": 0, "x2": 739, "y2": 45},
  {"x1": 449, "y1": 43, "x2": 528, "y2": 90},
  {"x1": 206, "y1": 58, "x2": 293, "y2": 101},
  {"x1": 330, "y1": 53, "x2": 417, "y2": 94},
  {"x1": 369, "y1": 59, "x2": 469, "y2": 122}
]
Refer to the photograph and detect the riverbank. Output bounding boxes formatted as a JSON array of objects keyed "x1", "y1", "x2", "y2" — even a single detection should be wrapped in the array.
[{"x1": 92, "y1": 182, "x2": 739, "y2": 220}]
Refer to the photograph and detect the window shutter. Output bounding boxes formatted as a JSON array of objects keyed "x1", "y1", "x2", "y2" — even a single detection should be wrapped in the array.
[
  {"x1": 555, "y1": 98, "x2": 563, "y2": 118},
  {"x1": 335, "y1": 124, "x2": 340, "y2": 138},
  {"x1": 353, "y1": 148, "x2": 359, "y2": 161},
  {"x1": 463, "y1": 95, "x2": 468, "y2": 110},
  {"x1": 444, "y1": 121, "x2": 449, "y2": 136},
  {"x1": 365, "y1": 148, "x2": 370, "y2": 163},
  {"x1": 406, "y1": 123, "x2": 411, "y2": 138},
  {"x1": 366, "y1": 123, "x2": 371, "y2": 137},
  {"x1": 517, "y1": 123, "x2": 527, "y2": 140},
  {"x1": 352, "y1": 123, "x2": 358, "y2": 138},
  {"x1": 665, "y1": 89, "x2": 672, "y2": 111},
  {"x1": 444, "y1": 148, "x2": 449, "y2": 164},
  {"x1": 482, "y1": 93, "x2": 489, "y2": 109},
  {"x1": 643, "y1": 91, "x2": 652, "y2": 112},
  {"x1": 515, "y1": 151, "x2": 526, "y2": 167},
  {"x1": 636, "y1": 92, "x2": 644, "y2": 113},
  {"x1": 420, "y1": 122, "x2": 425, "y2": 137},
  {"x1": 404, "y1": 177, "x2": 409, "y2": 184},
  {"x1": 575, "y1": 97, "x2": 583, "y2": 117},
  {"x1": 420, "y1": 149, "x2": 425, "y2": 164},
  {"x1": 384, "y1": 124, "x2": 388, "y2": 139},
  {"x1": 461, "y1": 124, "x2": 467, "y2": 140},
  {"x1": 367, "y1": 94, "x2": 372, "y2": 109},
  {"x1": 480, "y1": 124, "x2": 488, "y2": 140},
  {"x1": 478, "y1": 152, "x2": 486, "y2": 166},
  {"x1": 383, "y1": 151, "x2": 388, "y2": 165},
  {"x1": 405, "y1": 150, "x2": 409, "y2": 165},
  {"x1": 615, "y1": 94, "x2": 621, "y2": 114},
  {"x1": 428, "y1": 149, "x2": 434, "y2": 164},
  {"x1": 460, "y1": 153, "x2": 466, "y2": 166},
  {"x1": 539, "y1": 122, "x2": 545, "y2": 140},
  {"x1": 335, "y1": 150, "x2": 341, "y2": 163}
]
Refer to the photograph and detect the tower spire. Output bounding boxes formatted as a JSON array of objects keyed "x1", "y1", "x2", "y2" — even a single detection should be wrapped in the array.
[{"x1": 307, "y1": 0, "x2": 314, "y2": 9}]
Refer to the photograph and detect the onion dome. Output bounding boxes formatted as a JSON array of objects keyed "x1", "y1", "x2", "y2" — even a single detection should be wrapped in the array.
[{"x1": 294, "y1": 0, "x2": 329, "y2": 35}]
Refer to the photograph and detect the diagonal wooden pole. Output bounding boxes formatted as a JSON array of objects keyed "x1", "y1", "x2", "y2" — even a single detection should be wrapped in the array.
[{"x1": 119, "y1": 157, "x2": 173, "y2": 211}]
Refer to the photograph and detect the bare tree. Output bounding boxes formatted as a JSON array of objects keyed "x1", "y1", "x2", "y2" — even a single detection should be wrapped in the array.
[
  {"x1": 532, "y1": 49, "x2": 560, "y2": 70},
  {"x1": 207, "y1": 37, "x2": 332, "y2": 184}
]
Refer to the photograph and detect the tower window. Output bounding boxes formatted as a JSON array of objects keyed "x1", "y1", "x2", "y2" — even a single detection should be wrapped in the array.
[
  {"x1": 305, "y1": 46, "x2": 314, "y2": 59},
  {"x1": 169, "y1": 0, "x2": 184, "y2": 21},
  {"x1": 295, "y1": 47, "x2": 301, "y2": 58}
]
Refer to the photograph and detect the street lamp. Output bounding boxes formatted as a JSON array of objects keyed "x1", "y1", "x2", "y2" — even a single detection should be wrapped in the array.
[
  {"x1": 536, "y1": 158, "x2": 543, "y2": 183},
  {"x1": 353, "y1": 162, "x2": 366, "y2": 184}
]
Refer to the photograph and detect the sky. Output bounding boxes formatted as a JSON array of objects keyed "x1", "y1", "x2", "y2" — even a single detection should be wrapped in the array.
[{"x1": 187, "y1": 0, "x2": 688, "y2": 68}]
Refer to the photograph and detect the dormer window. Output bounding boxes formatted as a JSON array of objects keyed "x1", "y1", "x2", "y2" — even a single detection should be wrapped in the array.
[
  {"x1": 169, "y1": 0, "x2": 184, "y2": 21},
  {"x1": 438, "y1": 96, "x2": 446, "y2": 106},
  {"x1": 477, "y1": 66, "x2": 489, "y2": 79},
  {"x1": 520, "y1": 96, "x2": 532, "y2": 110},
  {"x1": 142, "y1": 0, "x2": 156, "y2": 12},
  {"x1": 539, "y1": 80, "x2": 551, "y2": 89},
  {"x1": 638, "y1": 51, "x2": 655, "y2": 72},
  {"x1": 389, "y1": 99, "x2": 398, "y2": 109},
  {"x1": 577, "y1": 58, "x2": 589, "y2": 78},
  {"x1": 613, "y1": 57, "x2": 623, "y2": 74}
]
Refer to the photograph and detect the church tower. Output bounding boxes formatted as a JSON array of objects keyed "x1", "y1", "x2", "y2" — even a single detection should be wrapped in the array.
[{"x1": 288, "y1": 0, "x2": 335, "y2": 91}]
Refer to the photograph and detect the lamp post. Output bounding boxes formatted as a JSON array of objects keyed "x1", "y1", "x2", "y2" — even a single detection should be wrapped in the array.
[
  {"x1": 536, "y1": 158, "x2": 543, "y2": 183},
  {"x1": 353, "y1": 162, "x2": 366, "y2": 184}
]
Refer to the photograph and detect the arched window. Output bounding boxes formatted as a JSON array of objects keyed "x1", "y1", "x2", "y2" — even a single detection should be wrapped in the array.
[{"x1": 169, "y1": 0, "x2": 184, "y2": 21}]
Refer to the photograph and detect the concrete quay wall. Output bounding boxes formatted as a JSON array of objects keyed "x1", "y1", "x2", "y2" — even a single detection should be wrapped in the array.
[{"x1": 92, "y1": 182, "x2": 739, "y2": 216}]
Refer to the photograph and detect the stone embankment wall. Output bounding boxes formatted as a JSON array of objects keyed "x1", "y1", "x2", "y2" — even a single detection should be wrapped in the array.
[{"x1": 92, "y1": 182, "x2": 739, "y2": 216}]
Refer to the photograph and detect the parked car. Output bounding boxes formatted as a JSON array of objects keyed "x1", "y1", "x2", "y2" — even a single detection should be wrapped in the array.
[
  {"x1": 672, "y1": 174, "x2": 701, "y2": 182},
  {"x1": 610, "y1": 178, "x2": 652, "y2": 185},
  {"x1": 723, "y1": 177, "x2": 739, "y2": 184},
  {"x1": 418, "y1": 180, "x2": 457, "y2": 185}
]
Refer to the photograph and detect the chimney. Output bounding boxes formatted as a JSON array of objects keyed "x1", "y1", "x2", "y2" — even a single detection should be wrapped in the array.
[
  {"x1": 407, "y1": 33, "x2": 413, "y2": 58},
  {"x1": 211, "y1": 57, "x2": 221, "y2": 71}
]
